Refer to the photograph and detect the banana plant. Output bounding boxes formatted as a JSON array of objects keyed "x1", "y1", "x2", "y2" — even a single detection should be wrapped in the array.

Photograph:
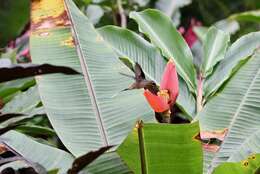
[
  {"x1": 1, "y1": 0, "x2": 260, "y2": 174},
  {"x1": 99, "y1": 9, "x2": 260, "y2": 174}
]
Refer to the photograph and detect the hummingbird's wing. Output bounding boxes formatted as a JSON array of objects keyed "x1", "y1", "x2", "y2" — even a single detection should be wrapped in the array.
[
  {"x1": 120, "y1": 63, "x2": 157, "y2": 92},
  {"x1": 134, "y1": 63, "x2": 146, "y2": 82}
]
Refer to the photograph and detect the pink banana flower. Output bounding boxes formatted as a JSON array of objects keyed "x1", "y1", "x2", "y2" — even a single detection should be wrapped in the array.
[{"x1": 143, "y1": 59, "x2": 179, "y2": 113}]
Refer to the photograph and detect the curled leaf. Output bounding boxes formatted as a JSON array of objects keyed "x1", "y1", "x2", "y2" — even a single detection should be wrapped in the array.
[
  {"x1": 0, "y1": 63, "x2": 80, "y2": 83},
  {"x1": 67, "y1": 146, "x2": 113, "y2": 174},
  {"x1": 200, "y1": 128, "x2": 228, "y2": 141},
  {"x1": 0, "y1": 113, "x2": 24, "y2": 124},
  {"x1": 199, "y1": 128, "x2": 228, "y2": 152}
]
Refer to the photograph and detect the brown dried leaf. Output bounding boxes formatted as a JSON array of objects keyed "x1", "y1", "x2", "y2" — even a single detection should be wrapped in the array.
[
  {"x1": 0, "y1": 144, "x2": 8, "y2": 154},
  {"x1": 200, "y1": 128, "x2": 228, "y2": 141},
  {"x1": 203, "y1": 144, "x2": 220, "y2": 153}
]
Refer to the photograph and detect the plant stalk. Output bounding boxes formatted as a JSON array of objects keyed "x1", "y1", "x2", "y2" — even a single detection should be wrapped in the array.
[
  {"x1": 197, "y1": 73, "x2": 204, "y2": 113},
  {"x1": 137, "y1": 121, "x2": 147, "y2": 174},
  {"x1": 117, "y1": 0, "x2": 127, "y2": 28}
]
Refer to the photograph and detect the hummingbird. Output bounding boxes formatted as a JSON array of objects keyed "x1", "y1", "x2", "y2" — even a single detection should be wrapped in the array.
[
  {"x1": 122, "y1": 62, "x2": 189, "y2": 124},
  {"x1": 121, "y1": 63, "x2": 159, "y2": 95},
  {"x1": 121, "y1": 62, "x2": 168, "y2": 122},
  {"x1": 120, "y1": 62, "x2": 173, "y2": 123}
]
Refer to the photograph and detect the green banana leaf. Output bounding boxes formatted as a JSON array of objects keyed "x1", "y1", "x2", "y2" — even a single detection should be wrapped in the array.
[
  {"x1": 204, "y1": 31, "x2": 260, "y2": 98},
  {"x1": 129, "y1": 9, "x2": 197, "y2": 92},
  {"x1": 197, "y1": 50, "x2": 260, "y2": 173},
  {"x1": 193, "y1": 26, "x2": 208, "y2": 42},
  {"x1": 117, "y1": 121, "x2": 203, "y2": 174},
  {"x1": 228, "y1": 128, "x2": 260, "y2": 162},
  {"x1": 98, "y1": 26, "x2": 165, "y2": 83},
  {"x1": 0, "y1": 86, "x2": 44, "y2": 128},
  {"x1": 155, "y1": 0, "x2": 192, "y2": 26},
  {"x1": 156, "y1": 0, "x2": 192, "y2": 17},
  {"x1": 212, "y1": 154, "x2": 260, "y2": 174},
  {"x1": 98, "y1": 26, "x2": 196, "y2": 118},
  {"x1": 15, "y1": 125, "x2": 56, "y2": 137},
  {"x1": 2, "y1": 86, "x2": 40, "y2": 114},
  {"x1": 229, "y1": 10, "x2": 260, "y2": 23},
  {"x1": 1, "y1": 132, "x2": 132, "y2": 174},
  {"x1": 0, "y1": 78, "x2": 35, "y2": 103},
  {"x1": 30, "y1": 0, "x2": 152, "y2": 158},
  {"x1": 201, "y1": 26, "x2": 230, "y2": 77},
  {"x1": 86, "y1": 152, "x2": 132, "y2": 174},
  {"x1": 0, "y1": 131, "x2": 74, "y2": 173},
  {"x1": 0, "y1": 0, "x2": 30, "y2": 47}
]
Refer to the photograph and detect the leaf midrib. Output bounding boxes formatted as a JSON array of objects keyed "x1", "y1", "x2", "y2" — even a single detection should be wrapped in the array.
[{"x1": 64, "y1": 0, "x2": 109, "y2": 147}]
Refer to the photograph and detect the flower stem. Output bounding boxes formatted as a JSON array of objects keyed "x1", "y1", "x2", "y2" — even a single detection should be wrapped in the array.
[{"x1": 162, "y1": 110, "x2": 171, "y2": 123}]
